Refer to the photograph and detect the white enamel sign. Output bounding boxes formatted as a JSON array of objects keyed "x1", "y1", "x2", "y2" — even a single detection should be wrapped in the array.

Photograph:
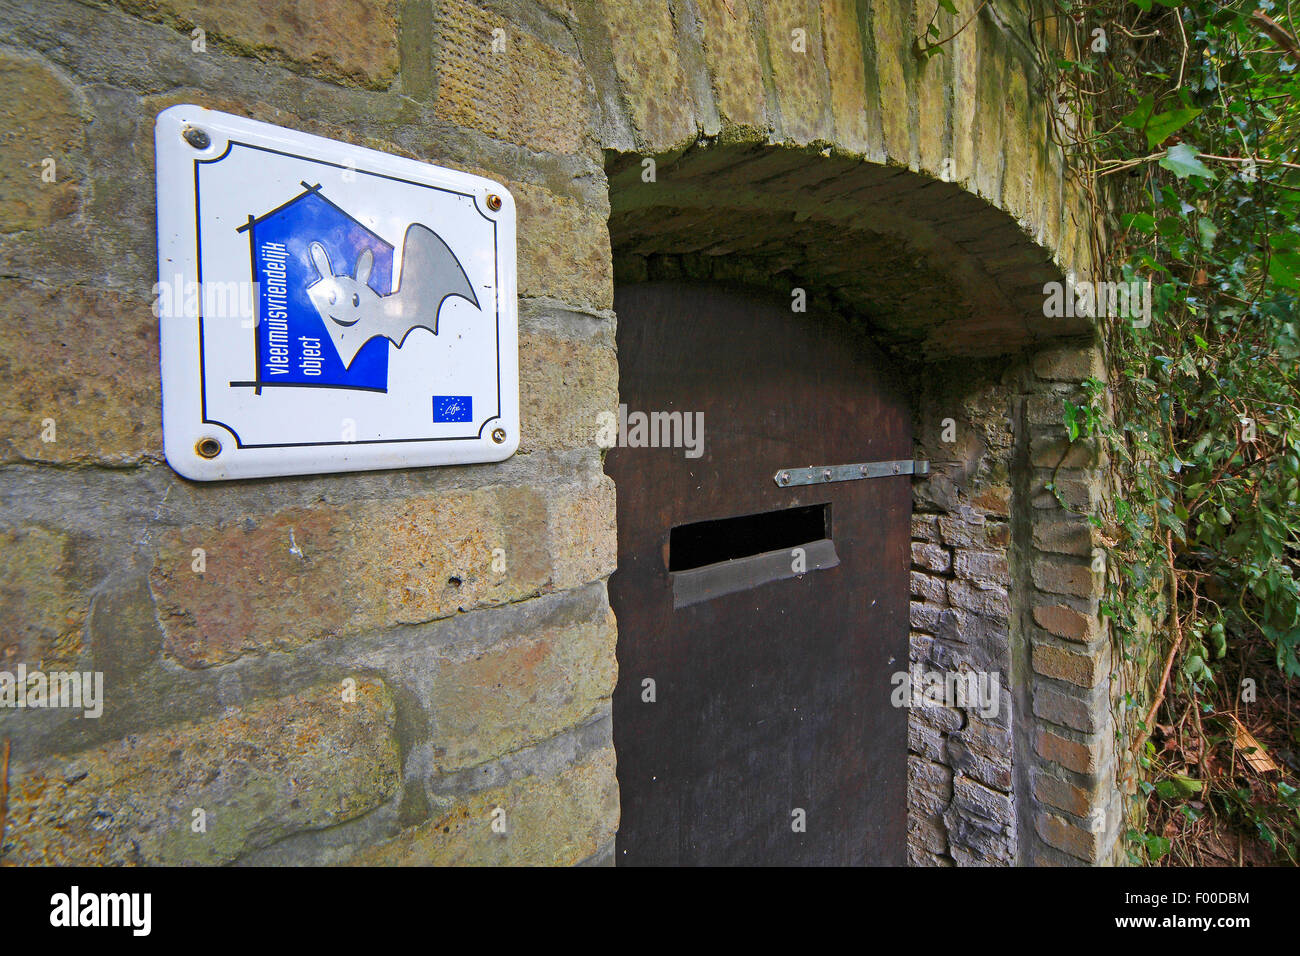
[{"x1": 154, "y1": 105, "x2": 518, "y2": 480}]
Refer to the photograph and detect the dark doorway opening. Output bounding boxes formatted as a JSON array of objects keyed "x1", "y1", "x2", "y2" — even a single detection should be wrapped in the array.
[{"x1": 605, "y1": 282, "x2": 914, "y2": 865}]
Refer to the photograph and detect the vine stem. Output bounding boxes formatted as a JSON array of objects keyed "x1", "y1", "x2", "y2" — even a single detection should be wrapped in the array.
[
  {"x1": 1131, "y1": 530, "x2": 1184, "y2": 757},
  {"x1": 1199, "y1": 153, "x2": 1300, "y2": 171},
  {"x1": 918, "y1": 0, "x2": 992, "y2": 55}
]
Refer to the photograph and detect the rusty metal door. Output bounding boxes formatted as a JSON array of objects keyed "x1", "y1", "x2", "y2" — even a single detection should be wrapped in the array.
[{"x1": 606, "y1": 282, "x2": 913, "y2": 866}]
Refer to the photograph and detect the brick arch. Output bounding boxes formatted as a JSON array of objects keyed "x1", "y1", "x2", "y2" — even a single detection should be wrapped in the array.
[
  {"x1": 606, "y1": 144, "x2": 1087, "y2": 359},
  {"x1": 580, "y1": 0, "x2": 1096, "y2": 351}
]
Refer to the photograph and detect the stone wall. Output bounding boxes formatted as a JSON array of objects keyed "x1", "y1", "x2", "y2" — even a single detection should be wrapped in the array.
[
  {"x1": 905, "y1": 343, "x2": 1120, "y2": 866},
  {"x1": 907, "y1": 359, "x2": 1018, "y2": 865},
  {"x1": 0, "y1": 0, "x2": 619, "y2": 865},
  {"x1": 0, "y1": 0, "x2": 1116, "y2": 865}
]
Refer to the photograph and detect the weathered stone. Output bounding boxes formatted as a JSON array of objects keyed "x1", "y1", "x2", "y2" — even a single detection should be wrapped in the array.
[
  {"x1": 925, "y1": 624, "x2": 1008, "y2": 675},
  {"x1": 951, "y1": 716, "x2": 1012, "y2": 763},
  {"x1": 0, "y1": 281, "x2": 160, "y2": 464},
  {"x1": 0, "y1": 54, "x2": 84, "y2": 232},
  {"x1": 762, "y1": 0, "x2": 832, "y2": 143},
  {"x1": 822, "y1": 0, "x2": 869, "y2": 150},
  {"x1": 515, "y1": 181, "x2": 614, "y2": 311},
  {"x1": 350, "y1": 739, "x2": 617, "y2": 865},
  {"x1": 1033, "y1": 770, "x2": 1092, "y2": 818},
  {"x1": 1032, "y1": 475, "x2": 1102, "y2": 512},
  {"x1": 971, "y1": 18, "x2": 1005, "y2": 202},
  {"x1": 518, "y1": 329, "x2": 617, "y2": 452},
  {"x1": 947, "y1": 0, "x2": 978, "y2": 185},
  {"x1": 5, "y1": 678, "x2": 400, "y2": 864},
  {"x1": 0, "y1": 526, "x2": 91, "y2": 671},
  {"x1": 999, "y1": 61, "x2": 1032, "y2": 221},
  {"x1": 912, "y1": 513, "x2": 941, "y2": 542},
  {"x1": 149, "y1": 477, "x2": 616, "y2": 667},
  {"x1": 602, "y1": 0, "x2": 695, "y2": 147},
  {"x1": 970, "y1": 485, "x2": 1010, "y2": 517},
  {"x1": 1031, "y1": 556, "x2": 1097, "y2": 598},
  {"x1": 953, "y1": 549, "x2": 1008, "y2": 582},
  {"x1": 910, "y1": 845, "x2": 956, "y2": 866},
  {"x1": 1033, "y1": 680, "x2": 1104, "y2": 734},
  {"x1": 911, "y1": 541, "x2": 951, "y2": 573},
  {"x1": 911, "y1": 570, "x2": 948, "y2": 605},
  {"x1": 1033, "y1": 519, "x2": 1095, "y2": 556},
  {"x1": 947, "y1": 739, "x2": 1013, "y2": 791},
  {"x1": 1033, "y1": 603, "x2": 1097, "y2": 642},
  {"x1": 432, "y1": 0, "x2": 593, "y2": 155},
  {"x1": 913, "y1": 0, "x2": 947, "y2": 173},
  {"x1": 910, "y1": 601, "x2": 943, "y2": 634},
  {"x1": 1036, "y1": 810, "x2": 1102, "y2": 862},
  {"x1": 110, "y1": 0, "x2": 399, "y2": 88},
  {"x1": 909, "y1": 717, "x2": 947, "y2": 763},
  {"x1": 908, "y1": 811, "x2": 949, "y2": 854},
  {"x1": 1033, "y1": 345, "x2": 1106, "y2": 383},
  {"x1": 1031, "y1": 433, "x2": 1104, "y2": 470},
  {"x1": 429, "y1": 607, "x2": 617, "y2": 771},
  {"x1": 912, "y1": 703, "x2": 964, "y2": 734},
  {"x1": 1032, "y1": 642, "x2": 1107, "y2": 688},
  {"x1": 934, "y1": 607, "x2": 1009, "y2": 656},
  {"x1": 697, "y1": 0, "x2": 766, "y2": 128},
  {"x1": 952, "y1": 773, "x2": 1013, "y2": 824},
  {"x1": 870, "y1": 0, "x2": 911, "y2": 161},
  {"x1": 937, "y1": 512, "x2": 988, "y2": 548},
  {"x1": 1035, "y1": 727, "x2": 1104, "y2": 775},
  {"x1": 944, "y1": 794, "x2": 1015, "y2": 864},
  {"x1": 909, "y1": 755, "x2": 954, "y2": 816},
  {"x1": 1027, "y1": 392, "x2": 1075, "y2": 426},
  {"x1": 947, "y1": 578, "x2": 1010, "y2": 617},
  {"x1": 914, "y1": 470, "x2": 960, "y2": 511}
]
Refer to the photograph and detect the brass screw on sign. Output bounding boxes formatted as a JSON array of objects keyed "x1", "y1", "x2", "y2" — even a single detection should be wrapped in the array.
[
  {"x1": 196, "y1": 437, "x2": 222, "y2": 459},
  {"x1": 491, "y1": 427, "x2": 507, "y2": 444},
  {"x1": 486, "y1": 194, "x2": 502, "y2": 212},
  {"x1": 182, "y1": 126, "x2": 210, "y2": 149}
]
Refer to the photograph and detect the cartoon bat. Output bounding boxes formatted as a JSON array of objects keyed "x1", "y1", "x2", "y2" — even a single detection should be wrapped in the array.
[{"x1": 306, "y1": 224, "x2": 480, "y2": 368}]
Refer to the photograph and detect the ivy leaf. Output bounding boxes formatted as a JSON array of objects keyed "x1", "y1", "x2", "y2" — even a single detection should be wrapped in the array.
[
  {"x1": 1145, "y1": 106, "x2": 1202, "y2": 148},
  {"x1": 1146, "y1": 835, "x2": 1171, "y2": 860},
  {"x1": 1159, "y1": 143, "x2": 1215, "y2": 180},
  {"x1": 1268, "y1": 255, "x2": 1300, "y2": 290},
  {"x1": 1120, "y1": 94, "x2": 1155, "y2": 132},
  {"x1": 937, "y1": 0, "x2": 958, "y2": 14},
  {"x1": 1123, "y1": 212, "x2": 1157, "y2": 233}
]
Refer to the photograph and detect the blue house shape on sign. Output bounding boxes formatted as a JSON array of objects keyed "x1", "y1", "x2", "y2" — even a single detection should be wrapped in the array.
[{"x1": 236, "y1": 183, "x2": 394, "y2": 392}]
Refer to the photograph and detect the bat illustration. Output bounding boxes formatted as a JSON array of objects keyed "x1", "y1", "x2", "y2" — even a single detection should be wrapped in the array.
[{"x1": 306, "y1": 224, "x2": 480, "y2": 368}]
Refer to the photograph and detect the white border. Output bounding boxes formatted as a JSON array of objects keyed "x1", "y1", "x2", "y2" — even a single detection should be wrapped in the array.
[{"x1": 154, "y1": 104, "x2": 519, "y2": 480}]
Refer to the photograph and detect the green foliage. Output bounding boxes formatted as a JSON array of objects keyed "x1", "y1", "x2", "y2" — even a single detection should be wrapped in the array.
[{"x1": 1038, "y1": 0, "x2": 1300, "y2": 864}]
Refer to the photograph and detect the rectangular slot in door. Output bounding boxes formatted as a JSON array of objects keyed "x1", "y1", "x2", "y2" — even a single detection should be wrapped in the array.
[
  {"x1": 669, "y1": 503, "x2": 830, "y2": 571},
  {"x1": 669, "y1": 504, "x2": 838, "y2": 608}
]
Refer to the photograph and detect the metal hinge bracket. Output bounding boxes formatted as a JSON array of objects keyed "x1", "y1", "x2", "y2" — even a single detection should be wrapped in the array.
[{"x1": 773, "y1": 459, "x2": 930, "y2": 487}]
